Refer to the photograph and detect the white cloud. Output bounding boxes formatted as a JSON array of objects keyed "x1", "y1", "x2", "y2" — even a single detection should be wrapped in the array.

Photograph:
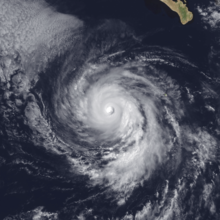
[
  {"x1": 0, "y1": 0, "x2": 83, "y2": 73},
  {"x1": 197, "y1": 3, "x2": 220, "y2": 28}
]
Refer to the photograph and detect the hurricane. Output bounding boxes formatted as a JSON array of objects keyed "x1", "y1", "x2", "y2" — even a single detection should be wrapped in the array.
[{"x1": 0, "y1": 0, "x2": 220, "y2": 220}]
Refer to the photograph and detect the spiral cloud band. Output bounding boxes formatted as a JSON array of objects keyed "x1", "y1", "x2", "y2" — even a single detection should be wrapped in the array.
[
  {"x1": 50, "y1": 55, "x2": 184, "y2": 201},
  {"x1": 0, "y1": 0, "x2": 219, "y2": 219}
]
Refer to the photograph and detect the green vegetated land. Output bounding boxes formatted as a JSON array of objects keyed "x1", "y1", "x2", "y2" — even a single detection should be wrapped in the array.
[{"x1": 160, "y1": 0, "x2": 193, "y2": 25}]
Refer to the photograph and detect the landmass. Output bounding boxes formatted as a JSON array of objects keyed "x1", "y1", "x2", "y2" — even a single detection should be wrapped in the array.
[{"x1": 160, "y1": 0, "x2": 193, "y2": 25}]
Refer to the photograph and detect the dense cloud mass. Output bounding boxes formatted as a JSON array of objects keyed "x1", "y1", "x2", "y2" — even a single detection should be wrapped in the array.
[
  {"x1": 197, "y1": 2, "x2": 220, "y2": 28},
  {"x1": 0, "y1": 0, "x2": 220, "y2": 220},
  {"x1": 0, "y1": 0, "x2": 83, "y2": 79}
]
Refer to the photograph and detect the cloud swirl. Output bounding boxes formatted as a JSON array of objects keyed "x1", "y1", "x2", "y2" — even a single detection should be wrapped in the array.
[
  {"x1": 46, "y1": 43, "x2": 190, "y2": 203},
  {"x1": 0, "y1": 1, "x2": 219, "y2": 219}
]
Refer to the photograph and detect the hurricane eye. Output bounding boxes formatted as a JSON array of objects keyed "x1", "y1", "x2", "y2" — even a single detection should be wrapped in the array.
[{"x1": 105, "y1": 105, "x2": 114, "y2": 115}]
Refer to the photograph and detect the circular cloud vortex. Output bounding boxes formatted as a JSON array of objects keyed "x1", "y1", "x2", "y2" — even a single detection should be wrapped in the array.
[
  {"x1": 1, "y1": 1, "x2": 220, "y2": 219},
  {"x1": 45, "y1": 46, "x2": 190, "y2": 203}
]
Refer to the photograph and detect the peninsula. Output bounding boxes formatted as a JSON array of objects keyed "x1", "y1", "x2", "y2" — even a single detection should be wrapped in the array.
[{"x1": 160, "y1": 0, "x2": 193, "y2": 25}]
